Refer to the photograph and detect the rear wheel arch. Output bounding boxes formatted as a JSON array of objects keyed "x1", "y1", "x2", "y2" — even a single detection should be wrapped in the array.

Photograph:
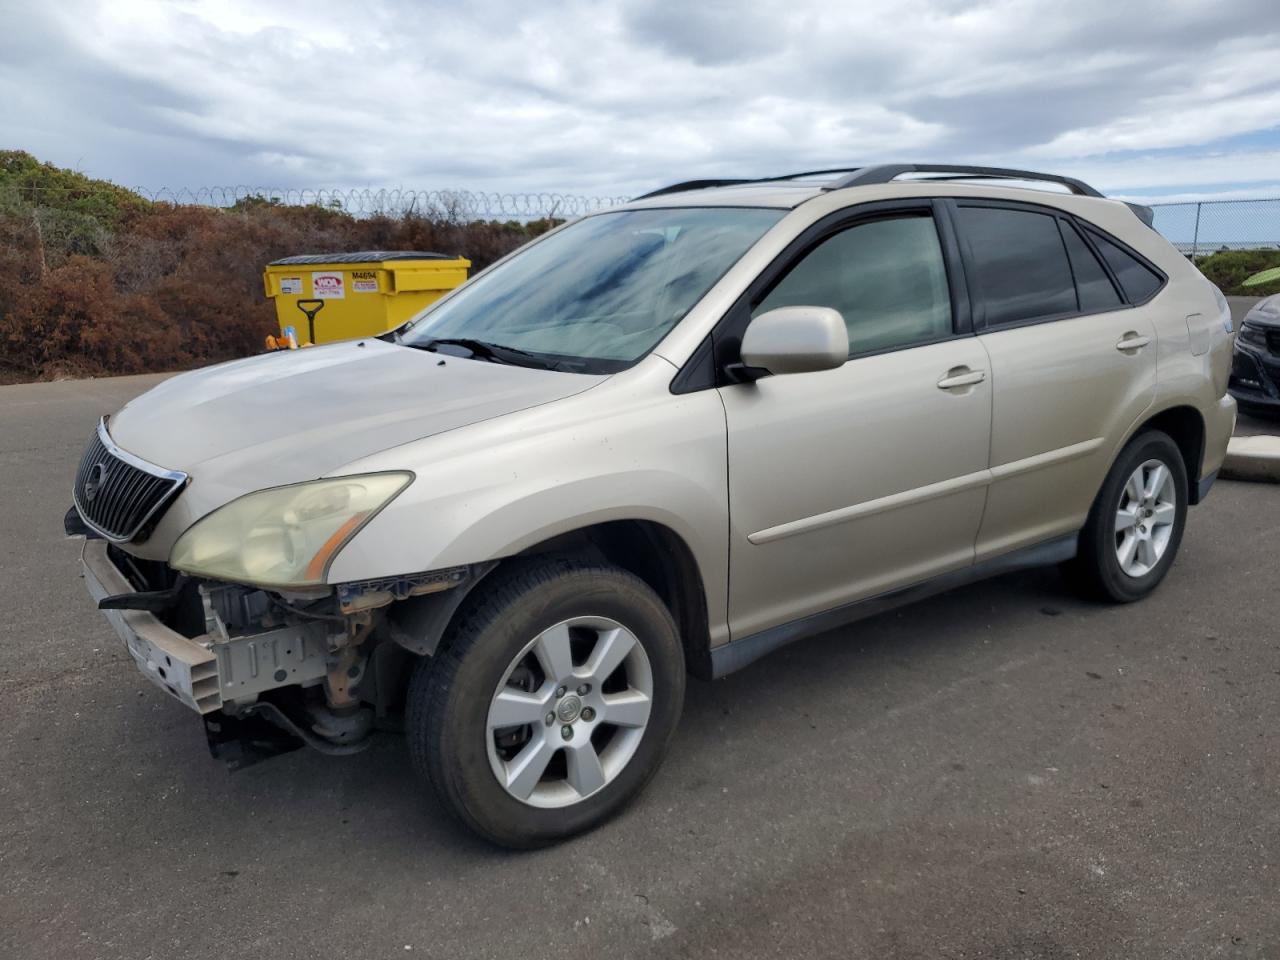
[{"x1": 1128, "y1": 405, "x2": 1206, "y2": 503}]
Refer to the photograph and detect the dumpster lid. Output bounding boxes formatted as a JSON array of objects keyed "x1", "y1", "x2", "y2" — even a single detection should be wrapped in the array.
[{"x1": 268, "y1": 251, "x2": 454, "y2": 266}]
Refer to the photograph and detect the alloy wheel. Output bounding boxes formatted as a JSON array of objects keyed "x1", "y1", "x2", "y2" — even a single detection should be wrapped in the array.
[
  {"x1": 1114, "y1": 457, "x2": 1177, "y2": 578},
  {"x1": 485, "y1": 616, "x2": 653, "y2": 808}
]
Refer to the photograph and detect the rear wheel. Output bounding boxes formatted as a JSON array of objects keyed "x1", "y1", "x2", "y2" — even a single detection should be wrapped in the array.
[
  {"x1": 407, "y1": 557, "x2": 685, "y2": 847},
  {"x1": 1069, "y1": 430, "x2": 1188, "y2": 603}
]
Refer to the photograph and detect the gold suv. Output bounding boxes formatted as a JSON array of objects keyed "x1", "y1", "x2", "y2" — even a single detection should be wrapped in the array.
[{"x1": 71, "y1": 164, "x2": 1236, "y2": 846}]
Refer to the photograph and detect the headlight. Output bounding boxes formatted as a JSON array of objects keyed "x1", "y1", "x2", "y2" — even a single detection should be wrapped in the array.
[
  {"x1": 1238, "y1": 322, "x2": 1267, "y2": 350},
  {"x1": 170, "y1": 472, "x2": 412, "y2": 587}
]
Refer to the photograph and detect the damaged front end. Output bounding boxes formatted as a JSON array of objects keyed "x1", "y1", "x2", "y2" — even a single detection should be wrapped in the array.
[
  {"x1": 68, "y1": 417, "x2": 495, "y2": 768},
  {"x1": 79, "y1": 533, "x2": 486, "y2": 769}
]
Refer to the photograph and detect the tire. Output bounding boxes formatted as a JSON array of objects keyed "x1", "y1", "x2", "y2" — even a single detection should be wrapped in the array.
[
  {"x1": 407, "y1": 556, "x2": 685, "y2": 848},
  {"x1": 1069, "y1": 429, "x2": 1189, "y2": 603}
]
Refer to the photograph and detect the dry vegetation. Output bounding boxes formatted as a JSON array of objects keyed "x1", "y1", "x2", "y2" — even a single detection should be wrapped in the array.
[
  {"x1": 5, "y1": 151, "x2": 1275, "y2": 385},
  {"x1": 0, "y1": 151, "x2": 556, "y2": 382}
]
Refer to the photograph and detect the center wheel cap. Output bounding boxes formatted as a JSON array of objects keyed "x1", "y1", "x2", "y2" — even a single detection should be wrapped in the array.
[{"x1": 556, "y1": 694, "x2": 583, "y2": 724}]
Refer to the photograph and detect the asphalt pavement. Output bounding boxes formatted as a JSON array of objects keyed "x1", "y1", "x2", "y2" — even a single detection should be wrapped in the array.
[{"x1": 1, "y1": 372, "x2": 1278, "y2": 960}]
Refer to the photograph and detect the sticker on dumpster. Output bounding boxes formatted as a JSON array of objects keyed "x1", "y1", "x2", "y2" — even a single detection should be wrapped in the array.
[
  {"x1": 279, "y1": 276, "x2": 302, "y2": 295},
  {"x1": 312, "y1": 271, "x2": 345, "y2": 299},
  {"x1": 351, "y1": 270, "x2": 378, "y2": 293}
]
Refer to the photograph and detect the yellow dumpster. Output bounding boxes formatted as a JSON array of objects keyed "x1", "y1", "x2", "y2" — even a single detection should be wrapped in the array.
[{"x1": 262, "y1": 251, "x2": 470, "y2": 345}]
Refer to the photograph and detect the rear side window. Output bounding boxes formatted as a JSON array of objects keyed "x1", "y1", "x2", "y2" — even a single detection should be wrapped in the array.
[
  {"x1": 1059, "y1": 220, "x2": 1122, "y2": 312},
  {"x1": 753, "y1": 214, "x2": 952, "y2": 356},
  {"x1": 957, "y1": 206, "x2": 1076, "y2": 327},
  {"x1": 1085, "y1": 228, "x2": 1164, "y2": 303}
]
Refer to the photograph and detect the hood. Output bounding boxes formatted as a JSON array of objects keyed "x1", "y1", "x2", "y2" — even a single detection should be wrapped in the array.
[
  {"x1": 109, "y1": 339, "x2": 605, "y2": 492},
  {"x1": 1243, "y1": 293, "x2": 1280, "y2": 329}
]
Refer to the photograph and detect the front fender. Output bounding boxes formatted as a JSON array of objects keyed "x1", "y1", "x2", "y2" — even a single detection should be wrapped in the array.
[{"x1": 324, "y1": 362, "x2": 731, "y2": 642}]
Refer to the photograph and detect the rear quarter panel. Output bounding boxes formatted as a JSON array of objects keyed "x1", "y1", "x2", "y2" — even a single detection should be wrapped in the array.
[{"x1": 1098, "y1": 220, "x2": 1235, "y2": 480}]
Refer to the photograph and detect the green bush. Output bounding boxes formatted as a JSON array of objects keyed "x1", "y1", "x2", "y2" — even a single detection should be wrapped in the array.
[
  {"x1": 0, "y1": 150, "x2": 152, "y2": 230},
  {"x1": 1194, "y1": 248, "x2": 1280, "y2": 297}
]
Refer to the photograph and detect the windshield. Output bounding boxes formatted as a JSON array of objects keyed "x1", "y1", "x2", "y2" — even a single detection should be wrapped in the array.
[{"x1": 400, "y1": 207, "x2": 783, "y2": 372}]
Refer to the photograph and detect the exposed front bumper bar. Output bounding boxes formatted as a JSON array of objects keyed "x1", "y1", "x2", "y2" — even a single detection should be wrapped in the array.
[
  {"x1": 82, "y1": 539, "x2": 222, "y2": 713},
  {"x1": 81, "y1": 540, "x2": 332, "y2": 715}
]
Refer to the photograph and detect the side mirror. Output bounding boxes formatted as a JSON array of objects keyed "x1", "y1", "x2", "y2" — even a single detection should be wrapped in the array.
[{"x1": 739, "y1": 306, "x2": 849, "y2": 376}]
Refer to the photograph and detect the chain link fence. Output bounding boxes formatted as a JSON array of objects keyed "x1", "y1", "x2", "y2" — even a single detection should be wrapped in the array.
[
  {"x1": 6, "y1": 178, "x2": 1280, "y2": 249},
  {"x1": 1149, "y1": 198, "x2": 1280, "y2": 257},
  {"x1": 1, "y1": 183, "x2": 630, "y2": 221}
]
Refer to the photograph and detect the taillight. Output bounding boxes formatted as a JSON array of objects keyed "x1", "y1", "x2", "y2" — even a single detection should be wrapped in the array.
[{"x1": 1210, "y1": 283, "x2": 1233, "y2": 333}]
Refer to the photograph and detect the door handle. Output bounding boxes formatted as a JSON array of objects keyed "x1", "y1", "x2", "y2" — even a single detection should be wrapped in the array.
[
  {"x1": 1115, "y1": 332, "x2": 1151, "y2": 352},
  {"x1": 936, "y1": 367, "x2": 986, "y2": 390}
]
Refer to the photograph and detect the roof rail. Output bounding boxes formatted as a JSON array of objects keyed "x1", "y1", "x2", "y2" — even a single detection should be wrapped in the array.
[
  {"x1": 825, "y1": 164, "x2": 1104, "y2": 198},
  {"x1": 633, "y1": 179, "x2": 753, "y2": 201},
  {"x1": 762, "y1": 167, "x2": 863, "y2": 181},
  {"x1": 634, "y1": 169, "x2": 865, "y2": 201}
]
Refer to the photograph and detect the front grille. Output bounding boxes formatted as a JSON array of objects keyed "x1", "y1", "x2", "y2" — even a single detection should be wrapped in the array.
[
  {"x1": 1261, "y1": 354, "x2": 1280, "y2": 389},
  {"x1": 73, "y1": 419, "x2": 187, "y2": 543},
  {"x1": 1267, "y1": 329, "x2": 1280, "y2": 356}
]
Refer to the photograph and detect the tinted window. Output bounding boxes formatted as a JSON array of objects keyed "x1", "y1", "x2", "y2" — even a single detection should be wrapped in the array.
[
  {"x1": 1085, "y1": 228, "x2": 1164, "y2": 303},
  {"x1": 754, "y1": 215, "x2": 952, "y2": 355},
  {"x1": 1059, "y1": 220, "x2": 1122, "y2": 312},
  {"x1": 957, "y1": 206, "x2": 1076, "y2": 327}
]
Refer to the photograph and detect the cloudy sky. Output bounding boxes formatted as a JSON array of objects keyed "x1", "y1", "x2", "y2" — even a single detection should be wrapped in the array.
[{"x1": 2, "y1": 0, "x2": 1279, "y2": 203}]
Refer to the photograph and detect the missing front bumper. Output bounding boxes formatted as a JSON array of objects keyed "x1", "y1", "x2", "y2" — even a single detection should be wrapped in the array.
[
  {"x1": 83, "y1": 539, "x2": 222, "y2": 713},
  {"x1": 81, "y1": 539, "x2": 332, "y2": 714}
]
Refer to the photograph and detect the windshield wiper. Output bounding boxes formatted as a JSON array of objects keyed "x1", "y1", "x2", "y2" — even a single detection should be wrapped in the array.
[{"x1": 409, "y1": 337, "x2": 560, "y2": 370}]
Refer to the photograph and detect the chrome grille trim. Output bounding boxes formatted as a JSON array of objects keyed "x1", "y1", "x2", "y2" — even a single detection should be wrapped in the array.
[{"x1": 72, "y1": 418, "x2": 188, "y2": 543}]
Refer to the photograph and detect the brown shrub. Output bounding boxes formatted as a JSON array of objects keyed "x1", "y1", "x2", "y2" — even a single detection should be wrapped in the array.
[
  {"x1": 0, "y1": 256, "x2": 151, "y2": 378},
  {"x1": 0, "y1": 200, "x2": 555, "y2": 382}
]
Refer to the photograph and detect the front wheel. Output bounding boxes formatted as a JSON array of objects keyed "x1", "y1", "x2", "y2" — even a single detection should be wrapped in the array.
[
  {"x1": 407, "y1": 557, "x2": 685, "y2": 847},
  {"x1": 1069, "y1": 429, "x2": 1188, "y2": 603}
]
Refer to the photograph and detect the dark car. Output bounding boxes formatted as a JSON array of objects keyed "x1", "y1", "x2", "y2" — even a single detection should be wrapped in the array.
[{"x1": 1230, "y1": 293, "x2": 1280, "y2": 417}]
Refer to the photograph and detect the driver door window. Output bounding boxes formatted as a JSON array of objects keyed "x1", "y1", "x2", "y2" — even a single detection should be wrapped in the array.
[{"x1": 754, "y1": 215, "x2": 954, "y2": 355}]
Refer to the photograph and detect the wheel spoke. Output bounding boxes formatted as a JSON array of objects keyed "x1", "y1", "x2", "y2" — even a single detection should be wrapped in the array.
[
  {"x1": 532, "y1": 622, "x2": 574, "y2": 683},
  {"x1": 1144, "y1": 464, "x2": 1169, "y2": 500},
  {"x1": 600, "y1": 689, "x2": 651, "y2": 728},
  {"x1": 564, "y1": 741, "x2": 606, "y2": 797},
  {"x1": 504, "y1": 734, "x2": 557, "y2": 800},
  {"x1": 1115, "y1": 505, "x2": 1140, "y2": 532},
  {"x1": 1117, "y1": 530, "x2": 1139, "y2": 570},
  {"x1": 1137, "y1": 537, "x2": 1158, "y2": 568},
  {"x1": 488, "y1": 688, "x2": 549, "y2": 731},
  {"x1": 1151, "y1": 502, "x2": 1175, "y2": 527},
  {"x1": 584, "y1": 627, "x2": 636, "y2": 684},
  {"x1": 1125, "y1": 471, "x2": 1144, "y2": 504}
]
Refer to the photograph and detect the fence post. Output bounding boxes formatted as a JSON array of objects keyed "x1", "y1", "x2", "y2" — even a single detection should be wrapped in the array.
[{"x1": 1191, "y1": 202, "x2": 1202, "y2": 260}]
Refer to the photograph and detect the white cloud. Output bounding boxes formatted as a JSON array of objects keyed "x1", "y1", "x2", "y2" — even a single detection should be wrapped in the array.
[
  {"x1": 1031, "y1": 36, "x2": 1280, "y2": 156},
  {"x1": 1058, "y1": 149, "x2": 1280, "y2": 194},
  {"x1": 1, "y1": 0, "x2": 1278, "y2": 198}
]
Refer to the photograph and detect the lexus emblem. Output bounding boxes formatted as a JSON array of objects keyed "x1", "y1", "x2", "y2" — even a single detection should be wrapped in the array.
[
  {"x1": 83, "y1": 462, "x2": 107, "y2": 503},
  {"x1": 556, "y1": 695, "x2": 583, "y2": 723}
]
